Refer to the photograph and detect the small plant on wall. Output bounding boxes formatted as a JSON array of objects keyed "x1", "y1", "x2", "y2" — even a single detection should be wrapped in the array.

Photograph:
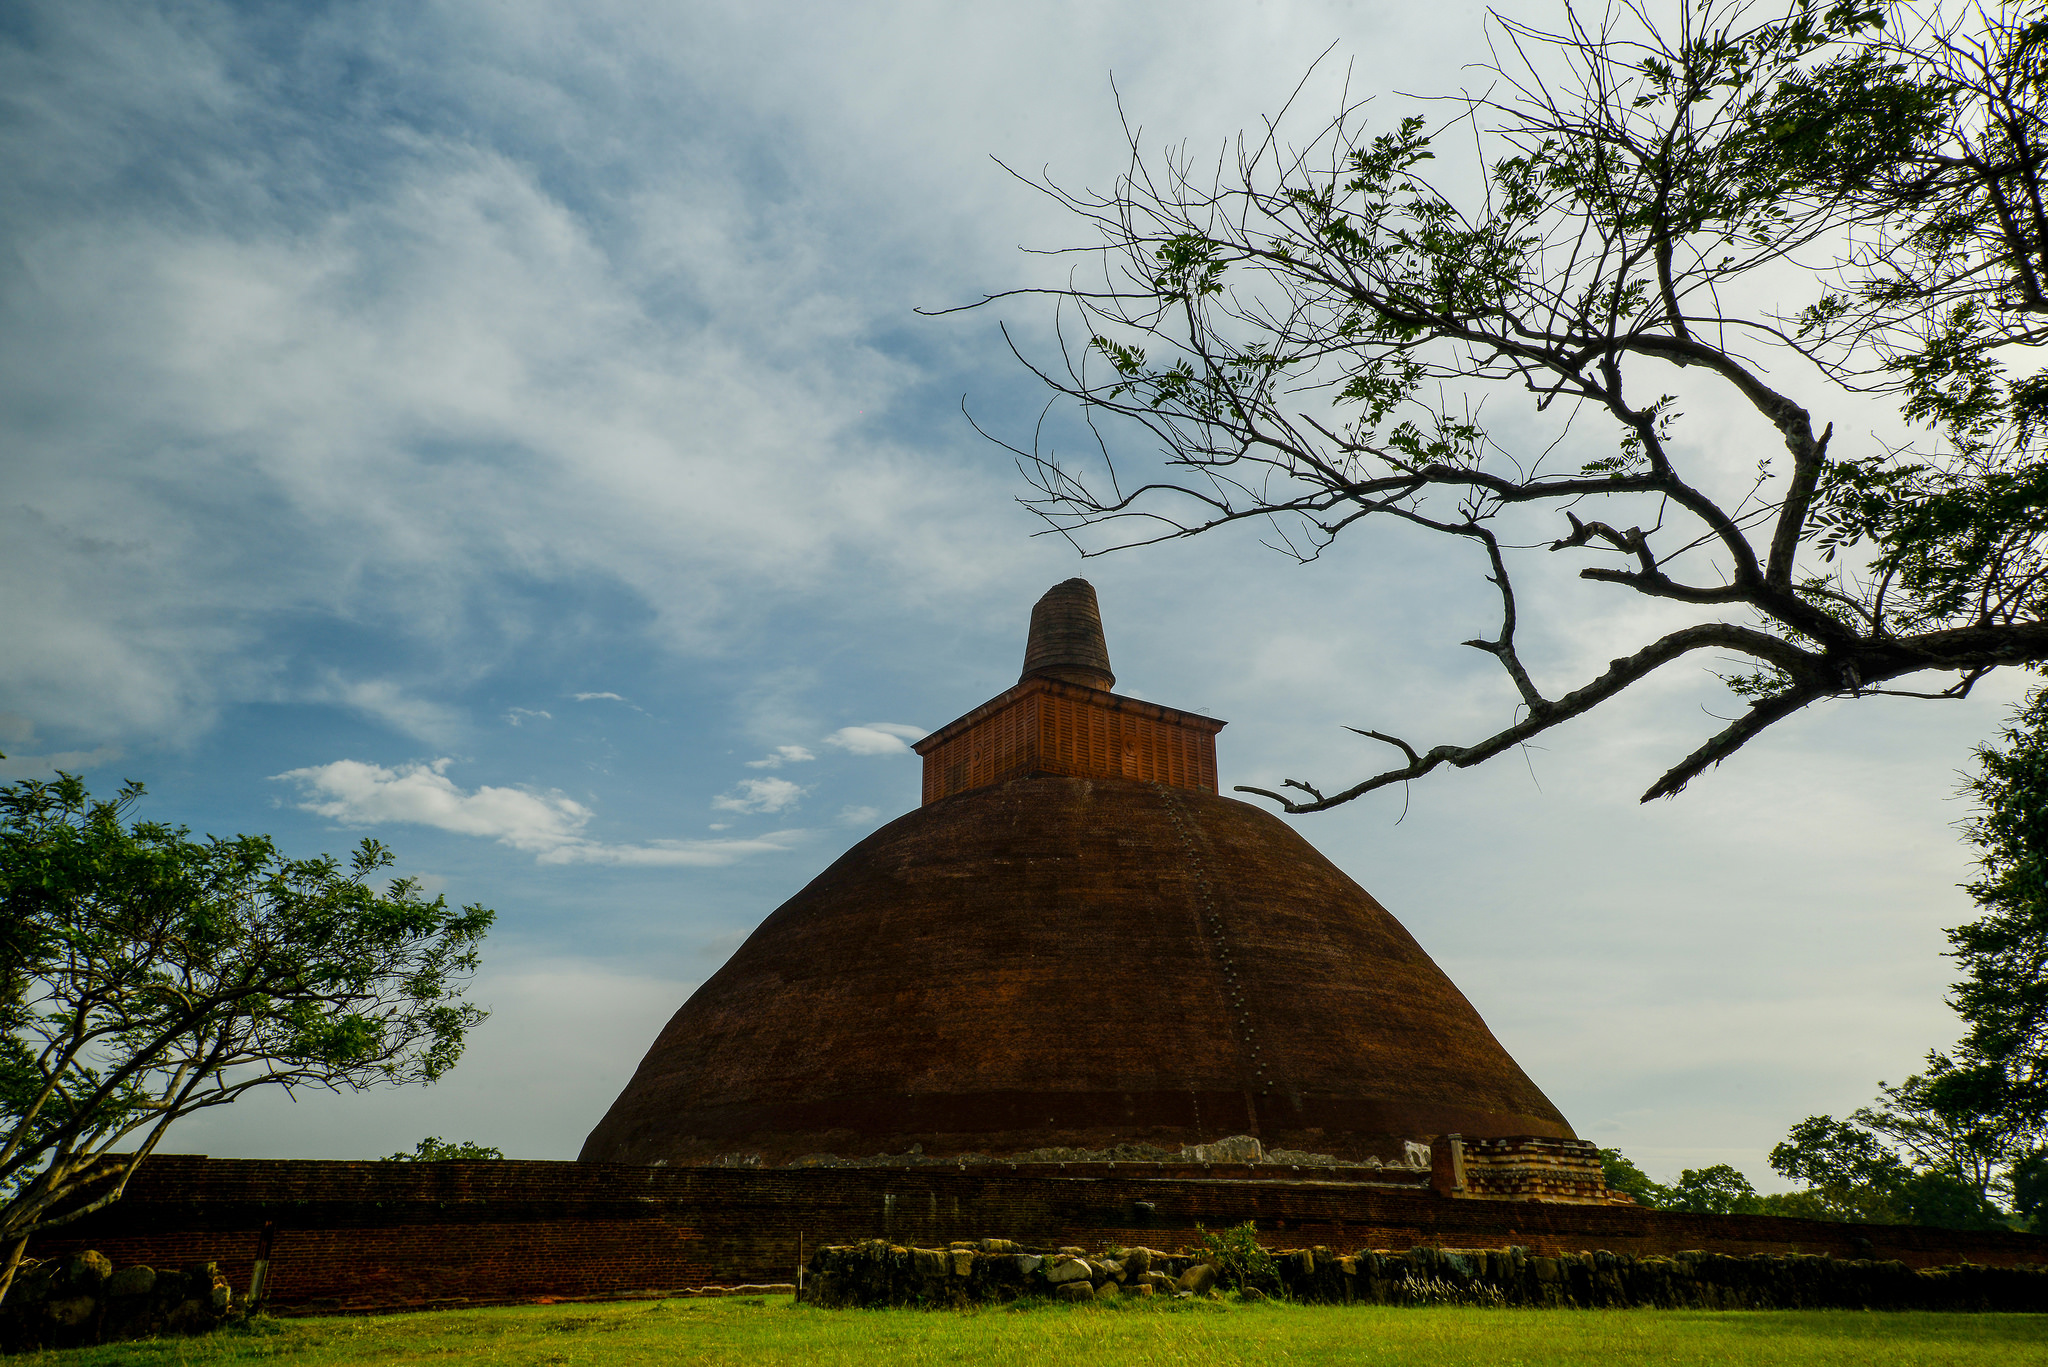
[{"x1": 1197, "y1": 1222, "x2": 1281, "y2": 1296}]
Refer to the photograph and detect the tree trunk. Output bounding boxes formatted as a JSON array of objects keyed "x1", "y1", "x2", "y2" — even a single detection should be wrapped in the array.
[{"x1": 0, "y1": 1235, "x2": 29, "y2": 1308}]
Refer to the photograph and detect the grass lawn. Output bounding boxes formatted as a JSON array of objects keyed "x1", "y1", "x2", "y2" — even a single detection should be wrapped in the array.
[{"x1": 14, "y1": 1296, "x2": 2048, "y2": 1366}]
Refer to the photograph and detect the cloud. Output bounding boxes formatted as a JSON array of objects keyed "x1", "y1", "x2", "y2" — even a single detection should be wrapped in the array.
[
  {"x1": 277, "y1": 757, "x2": 807, "y2": 867},
  {"x1": 0, "y1": 744, "x2": 126, "y2": 779},
  {"x1": 837, "y1": 805, "x2": 880, "y2": 826},
  {"x1": 505, "y1": 708, "x2": 552, "y2": 726},
  {"x1": 573, "y1": 692, "x2": 627, "y2": 702},
  {"x1": 0, "y1": 712, "x2": 127, "y2": 777},
  {"x1": 318, "y1": 678, "x2": 467, "y2": 745},
  {"x1": 824, "y1": 722, "x2": 928, "y2": 756},
  {"x1": 711, "y1": 776, "x2": 809, "y2": 814},
  {"x1": 277, "y1": 758, "x2": 591, "y2": 852},
  {"x1": 539, "y1": 831, "x2": 803, "y2": 867},
  {"x1": 745, "y1": 744, "x2": 816, "y2": 769}
]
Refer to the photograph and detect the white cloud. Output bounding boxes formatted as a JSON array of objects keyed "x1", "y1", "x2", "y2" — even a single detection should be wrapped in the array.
[
  {"x1": 837, "y1": 804, "x2": 879, "y2": 826},
  {"x1": 0, "y1": 743, "x2": 125, "y2": 779},
  {"x1": 824, "y1": 722, "x2": 928, "y2": 756},
  {"x1": 318, "y1": 678, "x2": 467, "y2": 745},
  {"x1": 276, "y1": 757, "x2": 805, "y2": 868},
  {"x1": 276, "y1": 758, "x2": 591, "y2": 852},
  {"x1": 711, "y1": 776, "x2": 809, "y2": 814},
  {"x1": 539, "y1": 831, "x2": 803, "y2": 867},
  {"x1": 573, "y1": 692, "x2": 627, "y2": 702},
  {"x1": 504, "y1": 707, "x2": 552, "y2": 726},
  {"x1": 745, "y1": 744, "x2": 816, "y2": 768}
]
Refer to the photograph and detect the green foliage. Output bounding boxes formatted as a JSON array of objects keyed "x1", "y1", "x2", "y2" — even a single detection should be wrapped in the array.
[
  {"x1": 1196, "y1": 1221, "x2": 1280, "y2": 1295},
  {"x1": 982, "y1": 1, "x2": 2048, "y2": 814},
  {"x1": 0, "y1": 774, "x2": 494, "y2": 1256},
  {"x1": 1597, "y1": 1148, "x2": 1668, "y2": 1206},
  {"x1": 1768, "y1": 1115, "x2": 1914, "y2": 1223},
  {"x1": 1955, "y1": 686, "x2": 2048, "y2": 1131},
  {"x1": 1661, "y1": 1165, "x2": 1767, "y2": 1215},
  {"x1": 2011, "y1": 1148, "x2": 2048, "y2": 1231},
  {"x1": 1601, "y1": 1150, "x2": 1821, "y2": 1217},
  {"x1": 383, "y1": 1137, "x2": 504, "y2": 1162},
  {"x1": 1752, "y1": 685, "x2": 2048, "y2": 1233}
]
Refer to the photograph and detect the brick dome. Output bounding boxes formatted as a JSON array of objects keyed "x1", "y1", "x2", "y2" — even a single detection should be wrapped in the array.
[{"x1": 580, "y1": 773, "x2": 1573, "y2": 1166}]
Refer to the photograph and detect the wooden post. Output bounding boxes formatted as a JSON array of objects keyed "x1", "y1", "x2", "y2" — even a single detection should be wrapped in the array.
[{"x1": 247, "y1": 1220, "x2": 276, "y2": 1309}]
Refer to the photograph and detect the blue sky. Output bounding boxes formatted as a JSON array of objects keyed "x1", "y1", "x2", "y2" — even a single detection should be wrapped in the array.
[{"x1": 1, "y1": 0, "x2": 2027, "y2": 1185}]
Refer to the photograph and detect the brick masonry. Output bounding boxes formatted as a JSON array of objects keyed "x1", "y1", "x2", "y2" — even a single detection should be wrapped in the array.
[{"x1": 24, "y1": 1156, "x2": 2047, "y2": 1314}]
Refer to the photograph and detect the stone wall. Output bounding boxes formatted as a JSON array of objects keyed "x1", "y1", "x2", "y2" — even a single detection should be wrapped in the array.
[
  {"x1": 803, "y1": 1238, "x2": 2048, "y2": 1311},
  {"x1": 0, "y1": 1252, "x2": 233, "y2": 1353},
  {"x1": 23, "y1": 1156, "x2": 2045, "y2": 1315}
]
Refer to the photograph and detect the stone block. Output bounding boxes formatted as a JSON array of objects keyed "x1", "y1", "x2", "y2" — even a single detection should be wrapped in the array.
[
  {"x1": 1055, "y1": 1281, "x2": 1095, "y2": 1302},
  {"x1": 1045, "y1": 1257, "x2": 1093, "y2": 1285},
  {"x1": 949, "y1": 1251, "x2": 973, "y2": 1277},
  {"x1": 1177, "y1": 1264, "x2": 1217, "y2": 1295},
  {"x1": 106, "y1": 1267, "x2": 156, "y2": 1298},
  {"x1": 59, "y1": 1253, "x2": 112, "y2": 1290}
]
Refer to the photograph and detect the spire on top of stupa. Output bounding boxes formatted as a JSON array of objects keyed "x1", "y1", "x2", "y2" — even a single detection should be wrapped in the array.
[{"x1": 1019, "y1": 578, "x2": 1115, "y2": 692}]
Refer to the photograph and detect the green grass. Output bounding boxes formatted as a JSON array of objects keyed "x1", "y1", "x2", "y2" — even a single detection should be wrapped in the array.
[{"x1": 15, "y1": 1296, "x2": 2048, "y2": 1367}]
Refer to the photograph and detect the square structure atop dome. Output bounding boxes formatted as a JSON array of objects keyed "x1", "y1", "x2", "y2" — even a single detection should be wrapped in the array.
[{"x1": 913, "y1": 675, "x2": 1224, "y2": 804}]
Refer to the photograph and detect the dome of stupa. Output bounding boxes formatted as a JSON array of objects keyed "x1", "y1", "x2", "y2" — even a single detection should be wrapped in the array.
[{"x1": 581, "y1": 584, "x2": 1572, "y2": 1166}]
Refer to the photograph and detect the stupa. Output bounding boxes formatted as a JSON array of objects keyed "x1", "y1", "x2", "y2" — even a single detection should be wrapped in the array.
[{"x1": 582, "y1": 580, "x2": 1574, "y2": 1167}]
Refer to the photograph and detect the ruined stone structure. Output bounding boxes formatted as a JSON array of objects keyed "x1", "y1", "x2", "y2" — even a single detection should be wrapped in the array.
[{"x1": 581, "y1": 581, "x2": 1578, "y2": 1172}]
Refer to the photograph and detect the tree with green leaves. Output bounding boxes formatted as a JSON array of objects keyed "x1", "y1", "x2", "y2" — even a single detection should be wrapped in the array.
[
  {"x1": 383, "y1": 1137, "x2": 504, "y2": 1161},
  {"x1": 960, "y1": 0, "x2": 2047, "y2": 810},
  {"x1": 0, "y1": 774, "x2": 494, "y2": 1303},
  {"x1": 1764, "y1": 686, "x2": 2048, "y2": 1230},
  {"x1": 1599, "y1": 1148, "x2": 1821, "y2": 1217}
]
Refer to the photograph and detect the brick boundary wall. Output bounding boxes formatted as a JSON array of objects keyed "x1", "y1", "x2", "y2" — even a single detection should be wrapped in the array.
[{"x1": 24, "y1": 1157, "x2": 2046, "y2": 1315}]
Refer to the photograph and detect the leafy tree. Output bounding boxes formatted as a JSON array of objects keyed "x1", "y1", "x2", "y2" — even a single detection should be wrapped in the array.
[
  {"x1": 1779, "y1": 683, "x2": 2048, "y2": 1229},
  {"x1": 1754, "y1": 688, "x2": 2048, "y2": 1232},
  {"x1": 962, "y1": 0, "x2": 2047, "y2": 810},
  {"x1": 1767, "y1": 1114, "x2": 1915, "y2": 1222},
  {"x1": 2012, "y1": 1147, "x2": 2048, "y2": 1230},
  {"x1": 1950, "y1": 685, "x2": 2048, "y2": 1154},
  {"x1": 0, "y1": 775, "x2": 494, "y2": 1303},
  {"x1": 1662, "y1": 1163, "x2": 1770, "y2": 1215},
  {"x1": 1597, "y1": 1147, "x2": 1670, "y2": 1206},
  {"x1": 383, "y1": 1136, "x2": 504, "y2": 1161},
  {"x1": 1196, "y1": 1221, "x2": 1282, "y2": 1295}
]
